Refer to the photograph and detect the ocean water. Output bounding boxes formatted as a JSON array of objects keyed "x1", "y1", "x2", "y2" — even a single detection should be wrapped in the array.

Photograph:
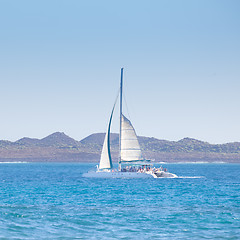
[{"x1": 0, "y1": 163, "x2": 239, "y2": 239}]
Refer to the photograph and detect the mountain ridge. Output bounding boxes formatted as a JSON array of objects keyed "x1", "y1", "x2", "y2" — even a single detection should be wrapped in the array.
[{"x1": 1, "y1": 132, "x2": 240, "y2": 162}]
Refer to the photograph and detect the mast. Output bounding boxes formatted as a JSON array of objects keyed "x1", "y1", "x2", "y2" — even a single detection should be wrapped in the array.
[{"x1": 119, "y1": 68, "x2": 123, "y2": 171}]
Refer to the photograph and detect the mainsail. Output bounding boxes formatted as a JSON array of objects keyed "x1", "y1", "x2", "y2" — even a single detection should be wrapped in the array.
[
  {"x1": 120, "y1": 114, "x2": 143, "y2": 163},
  {"x1": 98, "y1": 106, "x2": 115, "y2": 170}
]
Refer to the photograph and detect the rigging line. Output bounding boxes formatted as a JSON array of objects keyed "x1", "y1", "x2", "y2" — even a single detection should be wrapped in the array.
[
  {"x1": 123, "y1": 92, "x2": 131, "y2": 121},
  {"x1": 109, "y1": 87, "x2": 120, "y2": 115},
  {"x1": 113, "y1": 88, "x2": 120, "y2": 109},
  {"x1": 103, "y1": 88, "x2": 119, "y2": 130}
]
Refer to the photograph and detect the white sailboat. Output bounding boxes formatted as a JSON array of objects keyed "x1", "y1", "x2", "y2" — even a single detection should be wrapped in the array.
[{"x1": 83, "y1": 68, "x2": 177, "y2": 178}]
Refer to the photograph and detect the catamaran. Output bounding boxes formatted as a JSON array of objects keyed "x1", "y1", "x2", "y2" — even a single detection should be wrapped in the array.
[{"x1": 83, "y1": 68, "x2": 177, "y2": 178}]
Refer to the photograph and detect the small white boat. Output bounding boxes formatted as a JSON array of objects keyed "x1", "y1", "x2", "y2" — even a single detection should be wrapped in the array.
[{"x1": 83, "y1": 68, "x2": 177, "y2": 179}]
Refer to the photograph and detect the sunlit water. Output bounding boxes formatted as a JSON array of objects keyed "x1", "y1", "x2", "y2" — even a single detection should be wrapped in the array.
[{"x1": 0, "y1": 163, "x2": 239, "y2": 239}]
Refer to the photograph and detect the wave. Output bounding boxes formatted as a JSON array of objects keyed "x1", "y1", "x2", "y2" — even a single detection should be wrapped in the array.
[{"x1": 177, "y1": 176, "x2": 205, "y2": 179}]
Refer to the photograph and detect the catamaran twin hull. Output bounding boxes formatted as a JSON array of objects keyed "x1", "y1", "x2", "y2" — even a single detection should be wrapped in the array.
[
  {"x1": 82, "y1": 171, "x2": 178, "y2": 179},
  {"x1": 83, "y1": 68, "x2": 178, "y2": 179}
]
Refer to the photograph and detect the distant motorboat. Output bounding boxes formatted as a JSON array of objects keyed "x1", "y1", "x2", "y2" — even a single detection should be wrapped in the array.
[{"x1": 83, "y1": 68, "x2": 177, "y2": 179}]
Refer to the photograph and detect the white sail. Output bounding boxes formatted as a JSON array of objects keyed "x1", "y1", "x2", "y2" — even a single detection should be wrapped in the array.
[
  {"x1": 99, "y1": 130, "x2": 112, "y2": 170},
  {"x1": 120, "y1": 115, "x2": 143, "y2": 162},
  {"x1": 99, "y1": 106, "x2": 115, "y2": 170}
]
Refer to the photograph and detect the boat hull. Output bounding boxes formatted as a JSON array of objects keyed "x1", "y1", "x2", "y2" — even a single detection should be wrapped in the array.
[
  {"x1": 82, "y1": 171, "x2": 152, "y2": 179},
  {"x1": 82, "y1": 171, "x2": 177, "y2": 179}
]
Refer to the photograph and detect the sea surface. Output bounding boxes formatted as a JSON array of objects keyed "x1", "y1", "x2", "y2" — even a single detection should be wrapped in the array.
[{"x1": 0, "y1": 163, "x2": 239, "y2": 239}]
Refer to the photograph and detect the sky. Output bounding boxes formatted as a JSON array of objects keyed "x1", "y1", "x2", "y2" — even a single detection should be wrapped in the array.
[{"x1": 0, "y1": 0, "x2": 240, "y2": 144}]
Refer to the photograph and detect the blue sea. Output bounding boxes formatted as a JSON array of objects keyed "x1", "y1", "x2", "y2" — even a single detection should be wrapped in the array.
[{"x1": 0, "y1": 163, "x2": 239, "y2": 239}]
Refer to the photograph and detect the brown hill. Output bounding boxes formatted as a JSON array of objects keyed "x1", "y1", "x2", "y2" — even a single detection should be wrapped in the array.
[{"x1": 0, "y1": 132, "x2": 240, "y2": 163}]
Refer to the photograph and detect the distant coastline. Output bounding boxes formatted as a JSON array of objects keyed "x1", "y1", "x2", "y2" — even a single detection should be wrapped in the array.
[{"x1": 1, "y1": 132, "x2": 240, "y2": 163}]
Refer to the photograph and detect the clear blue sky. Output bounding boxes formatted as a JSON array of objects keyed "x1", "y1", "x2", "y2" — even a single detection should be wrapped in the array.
[{"x1": 0, "y1": 0, "x2": 239, "y2": 143}]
